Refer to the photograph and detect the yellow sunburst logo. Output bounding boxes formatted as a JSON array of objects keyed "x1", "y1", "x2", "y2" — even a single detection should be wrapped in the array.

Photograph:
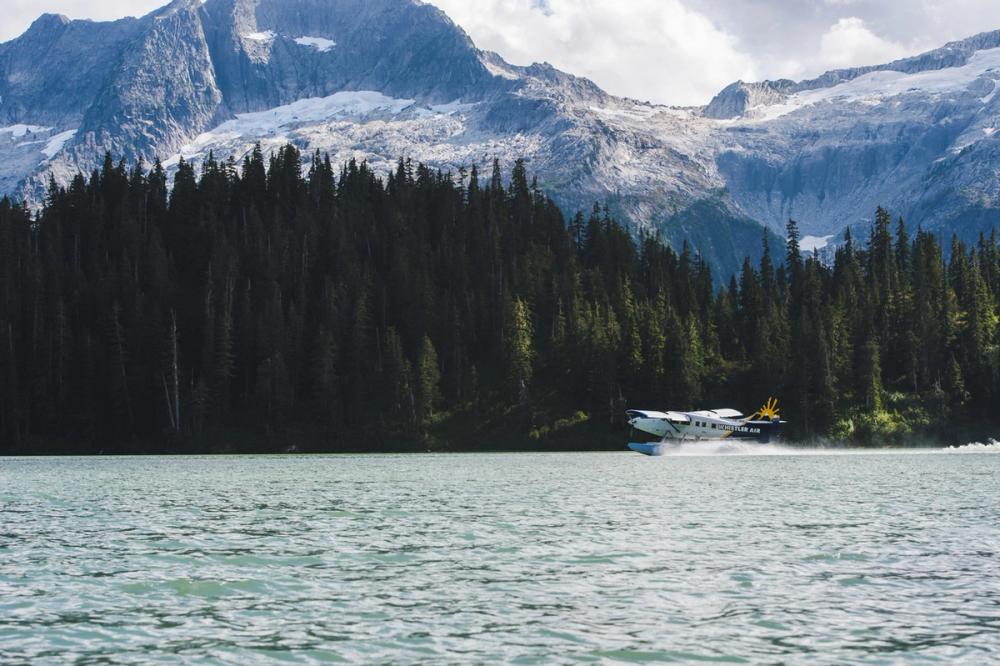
[{"x1": 752, "y1": 397, "x2": 780, "y2": 420}]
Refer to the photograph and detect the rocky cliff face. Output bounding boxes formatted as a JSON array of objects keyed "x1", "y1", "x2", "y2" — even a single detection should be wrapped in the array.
[
  {"x1": 0, "y1": 13, "x2": 143, "y2": 127},
  {"x1": 199, "y1": 0, "x2": 501, "y2": 113},
  {"x1": 73, "y1": 0, "x2": 223, "y2": 162},
  {"x1": 704, "y1": 81, "x2": 791, "y2": 120},
  {"x1": 1, "y1": 0, "x2": 998, "y2": 273}
]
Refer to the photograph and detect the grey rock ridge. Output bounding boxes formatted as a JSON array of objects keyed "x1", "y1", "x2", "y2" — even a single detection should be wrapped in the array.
[{"x1": 2, "y1": 0, "x2": 999, "y2": 273}]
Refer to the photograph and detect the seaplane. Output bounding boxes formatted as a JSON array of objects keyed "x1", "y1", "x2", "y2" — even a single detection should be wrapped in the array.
[{"x1": 626, "y1": 398, "x2": 785, "y2": 456}]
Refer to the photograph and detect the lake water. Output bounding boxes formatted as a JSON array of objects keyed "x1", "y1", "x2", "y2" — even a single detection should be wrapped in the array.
[{"x1": 2, "y1": 446, "x2": 999, "y2": 663}]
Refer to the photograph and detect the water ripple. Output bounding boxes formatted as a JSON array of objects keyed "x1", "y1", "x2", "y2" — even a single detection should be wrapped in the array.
[{"x1": 0, "y1": 452, "x2": 998, "y2": 663}]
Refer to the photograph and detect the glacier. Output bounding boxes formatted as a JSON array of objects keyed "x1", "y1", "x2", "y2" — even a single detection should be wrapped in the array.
[{"x1": 741, "y1": 47, "x2": 1000, "y2": 122}]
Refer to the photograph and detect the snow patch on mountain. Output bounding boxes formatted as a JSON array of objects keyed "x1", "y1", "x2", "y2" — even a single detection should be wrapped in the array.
[
  {"x1": 42, "y1": 130, "x2": 76, "y2": 160},
  {"x1": 741, "y1": 46, "x2": 1000, "y2": 122},
  {"x1": 801, "y1": 235, "x2": 834, "y2": 253},
  {"x1": 244, "y1": 31, "x2": 276, "y2": 42},
  {"x1": 588, "y1": 105, "x2": 662, "y2": 123},
  {"x1": 293, "y1": 36, "x2": 336, "y2": 52},
  {"x1": 172, "y1": 91, "x2": 418, "y2": 157},
  {"x1": 1, "y1": 125, "x2": 50, "y2": 139}
]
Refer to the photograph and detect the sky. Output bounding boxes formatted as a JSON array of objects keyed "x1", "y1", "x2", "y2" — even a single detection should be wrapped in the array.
[{"x1": 3, "y1": 0, "x2": 999, "y2": 106}]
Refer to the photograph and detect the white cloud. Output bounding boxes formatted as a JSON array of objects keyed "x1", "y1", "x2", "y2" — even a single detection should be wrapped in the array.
[
  {"x1": 818, "y1": 17, "x2": 910, "y2": 69},
  {"x1": 429, "y1": 0, "x2": 757, "y2": 106}
]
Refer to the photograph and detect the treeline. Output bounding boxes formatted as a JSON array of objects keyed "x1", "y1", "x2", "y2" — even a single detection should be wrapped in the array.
[{"x1": 0, "y1": 146, "x2": 997, "y2": 452}]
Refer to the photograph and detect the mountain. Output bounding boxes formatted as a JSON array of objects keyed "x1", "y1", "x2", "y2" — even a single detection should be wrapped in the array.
[
  {"x1": 704, "y1": 33, "x2": 1000, "y2": 245},
  {"x1": 2, "y1": 0, "x2": 999, "y2": 272}
]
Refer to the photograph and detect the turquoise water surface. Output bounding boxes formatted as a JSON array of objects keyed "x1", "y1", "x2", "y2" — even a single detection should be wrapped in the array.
[{"x1": 1, "y1": 447, "x2": 999, "y2": 663}]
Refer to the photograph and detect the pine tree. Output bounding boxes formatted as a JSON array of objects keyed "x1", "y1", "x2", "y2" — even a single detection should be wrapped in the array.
[
  {"x1": 504, "y1": 297, "x2": 535, "y2": 404},
  {"x1": 417, "y1": 336, "x2": 442, "y2": 427}
]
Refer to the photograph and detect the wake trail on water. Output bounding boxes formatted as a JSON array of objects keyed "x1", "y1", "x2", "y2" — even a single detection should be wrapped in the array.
[{"x1": 658, "y1": 439, "x2": 1000, "y2": 457}]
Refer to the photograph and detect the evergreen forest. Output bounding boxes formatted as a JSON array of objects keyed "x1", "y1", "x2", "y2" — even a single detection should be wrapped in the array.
[{"x1": 1, "y1": 146, "x2": 998, "y2": 453}]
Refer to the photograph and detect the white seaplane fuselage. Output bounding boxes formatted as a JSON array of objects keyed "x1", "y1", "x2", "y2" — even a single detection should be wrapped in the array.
[{"x1": 626, "y1": 406, "x2": 783, "y2": 456}]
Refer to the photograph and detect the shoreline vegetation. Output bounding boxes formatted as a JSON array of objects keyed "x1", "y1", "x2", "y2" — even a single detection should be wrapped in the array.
[{"x1": 1, "y1": 145, "x2": 998, "y2": 455}]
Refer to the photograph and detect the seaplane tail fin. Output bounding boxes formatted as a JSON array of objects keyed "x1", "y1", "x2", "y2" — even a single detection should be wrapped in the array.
[
  {"x1": 744, "y1": 397, "x2": 782, "y2": 442},
  {"x1": 747, "y1": 397, "x2": 780, "y2": 421}
]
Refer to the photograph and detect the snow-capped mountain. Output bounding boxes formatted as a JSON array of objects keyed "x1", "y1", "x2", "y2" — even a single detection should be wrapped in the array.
[
  {"x1": 2, "y1": 0, "x2": 999, "y2": 272},
  {"x1": 704, "y1": 33, "x2": 1000, "y2": 245}
]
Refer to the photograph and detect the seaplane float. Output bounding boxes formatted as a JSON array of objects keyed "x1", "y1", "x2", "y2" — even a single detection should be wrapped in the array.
[{"x1": 626, "y1": 398, "x2": 785, "y2": 456}]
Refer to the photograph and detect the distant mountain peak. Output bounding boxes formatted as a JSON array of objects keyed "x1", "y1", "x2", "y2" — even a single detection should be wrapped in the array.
[
  {"x1": 158, "y1": 0, "x2": 204, "y2": 15},
  {"x1": 26, "y1": 13, "x2": 71, "y2": 31},
  {"x1": 706, "y1": 28, "x2": 1000, "y2": 120}
]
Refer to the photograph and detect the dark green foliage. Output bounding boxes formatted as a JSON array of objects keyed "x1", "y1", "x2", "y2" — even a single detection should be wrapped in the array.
[{"x1": 0, "y1": 146, "x2": 998, "y2": 452}]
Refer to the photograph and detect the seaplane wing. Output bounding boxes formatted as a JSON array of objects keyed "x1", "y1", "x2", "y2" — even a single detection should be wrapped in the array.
[{"x1": 625, "y1": 410, "x2": 690, "y2": 423}]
